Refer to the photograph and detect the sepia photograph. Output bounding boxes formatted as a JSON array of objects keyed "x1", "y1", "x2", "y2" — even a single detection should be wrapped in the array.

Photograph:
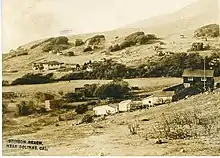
[{"x1": 1, "y1": 0, "x2": 220, "y2": 156}]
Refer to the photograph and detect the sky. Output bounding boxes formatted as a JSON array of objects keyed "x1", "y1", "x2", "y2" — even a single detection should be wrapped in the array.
[{"x1": 2, "y1": 0, "x2": 199, "y2": 53}]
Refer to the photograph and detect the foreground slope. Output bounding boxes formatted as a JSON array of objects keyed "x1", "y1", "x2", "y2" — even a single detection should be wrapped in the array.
[{"x1": 3, "y1": 91, "x2": 220, "y2": 156}]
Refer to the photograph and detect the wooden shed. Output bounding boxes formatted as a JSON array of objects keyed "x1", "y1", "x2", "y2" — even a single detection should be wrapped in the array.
[{"x1": 45, "y1": 100, "x2": 60, "y2": 110}]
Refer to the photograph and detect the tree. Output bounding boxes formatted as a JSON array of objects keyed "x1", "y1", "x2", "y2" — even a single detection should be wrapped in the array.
[
  {"x1": 16, "y1": 101, "x2": 35, "y2": 116},
  {"x1": 52, "y1": 36, "x2": 69, "y2": 45},
  {"x1": 63, "y1": 92, "x2": 84, "y2": 102},
  {"x1": 75, "y1": 104, "x2": 88, "y2": 114},
  {"x1": 94, "y1": 80, "x2": 130, "y2": 99}
]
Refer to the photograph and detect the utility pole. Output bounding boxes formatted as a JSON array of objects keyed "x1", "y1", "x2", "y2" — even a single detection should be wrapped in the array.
[{"x1": 203, "y1": 57, "x2": 206, "y2": 90}]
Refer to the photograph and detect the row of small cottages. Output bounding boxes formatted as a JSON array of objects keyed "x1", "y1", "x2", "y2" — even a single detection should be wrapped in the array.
[
  {"x1": 93, "y1": 100, "x2": 133, "y2": 116},
  {"x1": 93, "y1": 69, "x2": 215, "y2": 116},
  {"x1": 93, "y1": 91, "x2": 174, "y2": 116}
]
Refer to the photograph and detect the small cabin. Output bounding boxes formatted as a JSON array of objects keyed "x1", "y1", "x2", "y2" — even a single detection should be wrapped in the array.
[
  {"x1": 118, "y1": 100, "x2": 132, "y2": 112},
  {"x1": 182, "y1": 69, "x2": 214, "y2": 89},
  {"x1": 93, "y1": 104, "x2": 118, "y2": 116},
  {"x1": 45, "y1": 100, "x2": 60, "y2": 110},
  {"x1": 142, "y1": 91, "x2": 174, "y2": 107},
  {"x1": 42, "y1": 61, "x2": 63, "y2": 71}
]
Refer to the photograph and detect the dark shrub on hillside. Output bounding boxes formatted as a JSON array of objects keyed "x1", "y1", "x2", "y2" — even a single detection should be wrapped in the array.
[
  {"x1": 17, "y1": 52, "x2": 28, "y2": 56},
  {"x1": 84, "y1": 60, "x2": 127, "y2": 80},
  {"x1": 64, "y1": 51, "x2": 74, "y2": 56},
  {"x1": 135, "y1": 34, "x2": 147, "y2": 45},
  {"x1": 11, "y1": 73, "x2": 54, "y2": 85},
  {"x1": 216, "y1": 83, "x2": 220, "y2": 88},
  {"x1": 42, "y1": 36, "x2": 69, "y2": 52},
  {"x1": 3, "y1": 102, "x2": 8, "y2": 114},
  {"x1": 63, "y1": 92, "x2": 84, "y2": 102},
  {"x1": 16, "y1": 101, "x2": 35, "y2": 116},
  {"x1": 59, "y1": 72, "x2": 84, "y2": 81},
  {"x1": 173, "y1": 85, "x2": 203, "y2": 101},
  {"x1": 83, "y1": 46, "x2": 93, "y2": 52},
  {"x1": 34, "y1": 92, "x2": 54, "y2": 102},
  {"x1": 85, "y1": 35, "x2": 105, "y2": 46},
  {"x1": 194, "y1": 24, "x2": 219, "y2": 38},
  {"x1": 2, "y1": 80, "x2": 10, "y2": 86},
  {"x1": 145, "y1": 34, "x2": 157, "y2": 40},
  {"x1": 119, "y1": 40, "x2": 133, "y2": 49},
  {"x1": 81, "y1": 114, "x2": 93, "y2": 123},
  {"x1": 75, "y1": 104, "x2": 88, "y2": 114},
  {"x1": 108, "y1": 44, "x2": 121, "y2": 52},
  {"x1": 42, "y1": 43, "x2": 53, "y2": 52},
  {"x1": 2, "y1": 92, "x2": 17, "y2": 99},
  {"x1": 52, "y1": 36, "x2": 69, "y2": 45},
  {"x1": 74, "y1": 39, "x2": 84, "y2": 46},
  {"x1": 94, "y1": 80, "x2": 130, "y2": 99},
  {"x1": 125, "y1": 32, "x2": 145, "y2": 41},
  {"x1": 30, "y1": 37, "x2": 55, "y2": 49},
  {"x1": 119, "y1": 32, "x2": 157, "y2": 49},
  {"x1": 83, "y1": 84, "x2": 98, "y2": 97},
  {"x1": 190, "y1": 42, "x2": 204, "y2": 51}
]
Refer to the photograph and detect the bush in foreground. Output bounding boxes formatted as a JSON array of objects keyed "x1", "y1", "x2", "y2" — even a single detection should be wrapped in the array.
[
  {"x1": 151, "y1": 108, "x2": 219, "y2": 140},
  {"x1": 16, "y1": 101, "x2": 35, "y2": 116}
]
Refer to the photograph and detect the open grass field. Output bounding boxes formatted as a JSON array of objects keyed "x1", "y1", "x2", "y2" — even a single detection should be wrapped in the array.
[
  {"x1": 2, "y1": 77, "x2": 182, "y2": 94},
  {"x1": 2, "y1": 90, "x2": 220, "y2": 156}
]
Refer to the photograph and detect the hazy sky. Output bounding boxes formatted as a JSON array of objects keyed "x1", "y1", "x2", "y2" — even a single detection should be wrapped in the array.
[{"x1": 2, "y1": 0, "x2": 199, "y2": 52}]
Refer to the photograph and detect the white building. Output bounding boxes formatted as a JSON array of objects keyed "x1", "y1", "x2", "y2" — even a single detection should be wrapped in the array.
[
  {"x1": 42, "y1": 61, "x2": 63, "y2": 71},
  {"x1": 86, "y1": 66, "x2": 93, "y2": 72},
  {"x1": 93, "y1": 104, "x2": 118, "y2": 116},
  {"x1": 118, "y1": 100, "x2": 132, "y2": 112},
  {"x1": 142, "y1": 91, "x2": 174, "y2": 107}
]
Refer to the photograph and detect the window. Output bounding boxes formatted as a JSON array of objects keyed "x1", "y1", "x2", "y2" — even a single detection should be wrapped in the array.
[
  {"x1": 188, "y1": 77, "x2": 193, "y2": 81},
  {"x1": 201, "y1": 77, "x2": 207, "y2": 81}
]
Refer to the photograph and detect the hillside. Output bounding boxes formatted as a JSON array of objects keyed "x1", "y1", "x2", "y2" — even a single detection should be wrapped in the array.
[
  {"x1": 3, "y1": 90, "x2": 220, "y2": 156},
  {"x1": 2, "y1": 0, "x2": 219, "y2": 74},
  {"x1": 125, "y1": 0, "x2": 219, "y2": 37}
]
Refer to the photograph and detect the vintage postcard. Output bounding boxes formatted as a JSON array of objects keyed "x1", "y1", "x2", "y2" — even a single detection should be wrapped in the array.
[{"x1": 2, "y1": 0, "x2": 220, "y2": 156}]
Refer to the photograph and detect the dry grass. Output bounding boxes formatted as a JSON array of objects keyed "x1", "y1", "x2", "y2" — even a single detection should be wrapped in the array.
[
  {"x1": 2, "y1": 88, "x2": 220, "y2": 156},
  {"x1": 2, "y1": 77, "x2": 182, "y2": 94}
]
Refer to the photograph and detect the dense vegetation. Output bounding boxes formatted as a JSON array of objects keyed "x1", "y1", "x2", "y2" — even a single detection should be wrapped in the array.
[
  {"x1": 42, "y1": 36, "x2": 70, "y2": 52},
  {"x1": 109, "y1": 32, "x2": 157, "y2": 52},
  {"x1": 11, "y1": 73, "x2": 54, "y2": 85},
  {"x1": 10, "y1": 51, "x2": 220, "y2": 85},
  {"x1": 194, "y1": 24, "x2": 219, "y2": 38},
  {"x1": 62, "y1": 80, "x2": 130, "y2": 102}
]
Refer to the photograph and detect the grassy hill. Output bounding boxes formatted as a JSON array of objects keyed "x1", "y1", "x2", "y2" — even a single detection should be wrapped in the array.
[
  {"x1": 2, "y1": 0, "x2": 219, "y2": 75},
  {"x1": 2, "y1": 89, "x2": 220, "y2": 156}
]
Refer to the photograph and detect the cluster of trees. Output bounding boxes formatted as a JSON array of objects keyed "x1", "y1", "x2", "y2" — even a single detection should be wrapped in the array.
[
  {"x1": 42, "y1": 36, "x2": 70, "y2": 52},
  {"x1": 109, "y1": 32, "x2": 157, "y2": 52},
  {"x1": 134, "y1": 52, "x2": 220, "y2": 77},
  {"x1": 194, "y1": 24, "x2": 219, "y2": 38},
  {"x1": 63, "y1": 80, "x2": 130, "y2": 102},
  {"x1": 11, "y1": 73, "x2": 54, "y2": 85},
  {"x1": 10, "y1": 52, "x2": 220, "y2": 86}
]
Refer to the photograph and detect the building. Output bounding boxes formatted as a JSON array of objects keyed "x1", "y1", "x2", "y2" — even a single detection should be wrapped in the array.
[
  {"x1": 182, "y1": 69, "x2": 214, "y2": 89},
  {"x1": 32, "y1": 63, "x2": 43, "y2": 71},
  {"x1": 118, "y1": 100, "x2": 132, "y2": 112},
  {"x1": 86, "y1": 66, "x2": 93, "y2": 72},
  {"x1": 142, "y1": 91, "x2": 174, "y2": 107},
  {"x1": 45, "y1": 100, "x2": 60, "y2": 110},
  {"x1": 93, "y1": 104, "x2": 119, "y2": 116},
  {"x1": 42, "y1": 61, "x2": 64, "y2": 71}
]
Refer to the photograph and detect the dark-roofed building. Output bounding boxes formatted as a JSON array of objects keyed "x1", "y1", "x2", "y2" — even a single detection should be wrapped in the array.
[{"x1": 182, "y1": 69, "x2": 214, "y2": 89}]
